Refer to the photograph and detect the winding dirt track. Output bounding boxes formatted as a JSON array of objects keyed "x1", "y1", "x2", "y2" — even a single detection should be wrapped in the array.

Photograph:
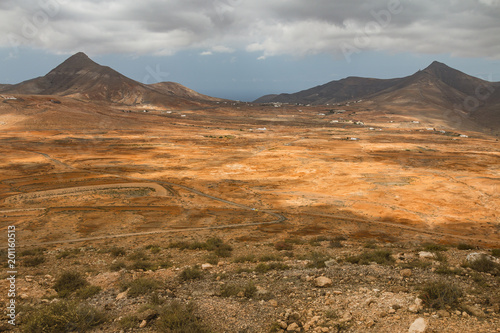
[{"x1": 3, "y1": 150, "x2": 498, "y2": 247}]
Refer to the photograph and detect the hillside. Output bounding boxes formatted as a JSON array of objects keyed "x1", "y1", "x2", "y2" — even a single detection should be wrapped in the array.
[
  {"x1": 0, "y1": 52, "x2": 220, "y2": 108},
  {"x1": 255, "y1": 62, "x2": 500, "y2": 132}
]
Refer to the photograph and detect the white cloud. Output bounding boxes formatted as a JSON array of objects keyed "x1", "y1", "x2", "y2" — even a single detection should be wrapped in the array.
[{"x1": 0, "y1": 0, "x2": 499, "y2": 59}]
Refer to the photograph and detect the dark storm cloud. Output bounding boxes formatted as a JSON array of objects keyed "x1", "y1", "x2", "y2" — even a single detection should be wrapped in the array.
[{"x1": 1, "y1": 0, "x2": 499, "y2": 59}]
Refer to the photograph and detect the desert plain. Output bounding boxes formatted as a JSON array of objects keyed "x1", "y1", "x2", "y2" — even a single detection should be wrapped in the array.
[{"x1": 0, "y1": 93, "x2": 499, "y2": 332}]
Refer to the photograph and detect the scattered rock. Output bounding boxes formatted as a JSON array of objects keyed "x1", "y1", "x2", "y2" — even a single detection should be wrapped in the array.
[
  {"x1": 116, "y1": 290, "x2": 128, "y2": 300},
  {"x1": 286, "y1": 322, "x2": 300, "y2": 332},
  {"x1": 462, "y1": 304, "x2": 485, "y2": 318},
  {"x1": 419, "y1": 251, "x2": 436, "y2": 259},
  {"x1": 201, "y1": 263, "x2": 214, "y2": 270},
  {"x1": 324, "y1": 259, "x2": 337, "y2": 267},
  {"x1": 137, "y1": 309, "x2": 158, "y2": 322},
  {"x1": 314, "y1": 276, "x2": 333, "y2": 288},
  {"x1": 408, "y1": 318, "x2": 427, "y2": 333},
  {"x1": 437, "y1": 310, "x2": 450, "y2": 318},
  {"x1": 25, "y1": 276, "x2": 34, "y2": 282},
  {"x1": 276, "y1": 320, "x2": 288, "y2": 329},
  {"x1": 400, "y1": 269, "x2": 412, "y2": 277},
  {"x1": 269, "y1": 299, "x2": 278, "y2": 307},
  {"x1": 466, "y1": 253, "x2": 498, "y2": 264},
  {"x1": 139, "y1": 320, "x2": 147, "y2": 328},
  {"x1": 408, "y1": 304, "x2": 419, "y2": 313}
]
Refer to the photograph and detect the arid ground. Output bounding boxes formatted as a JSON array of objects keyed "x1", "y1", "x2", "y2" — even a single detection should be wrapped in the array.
[{"x1": 0, "y1": 96, "x2": 499, "y2": 332}]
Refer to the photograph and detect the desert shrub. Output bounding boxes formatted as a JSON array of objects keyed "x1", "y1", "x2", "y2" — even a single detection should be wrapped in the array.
[
  {"x1": 22, "y1": 301, "x2": 105, "y2": 333},
  {"x1": 233, "y1": 255, "x2": 257, "y2": 263},
  {"x1": 121, "y1": 278, "x2": 161, "y2": 297},
  {"x1": 23, "y1": 255, "x2": 45, "y2": 267},
  {"x1": 53, "y1": 272, "x2": 88, "y2": 298},
  {"x1": 419, "y1": 281, "x2": 462, "y2": 309},
  {"x1": 422, "y1": 242, "x2": 448, "y2": 252},
  {"x1": 20, "y1": 247, "x2": 46, "y2": 257},
  {"x1": 169, "y1": 238, "x2": 232, "y2": 257},
  {"x1": 127, "y1": 250, "x2": 149, "y2": 261},
  {"x1": 109, "y1": 261, "x2": 127, "y2": 272},
  {"x1": 56, "y1": 248, "x2": 80, "y2": 259},
  {"x1": 466, "y1": 256, "x2": 500, "y2": 275},
  {"x1": 329, "y1": 240, "x2": 344, "y2": 248},
  {"x1": 457, "y1": 243, "x2": 475, "y2": 250},
  {"x1": 304, "y1": 252, "x2": 329, "y2": 269},
  {"x1": 76, "y1": 285, "x2": 102, "y2": 299},
  {"x1": 435, "y1": 267, "x2": 463, "y2": 275},
  {"x1": 491, "y1": 249, "x2": 500, "y2": 258},
  {"x1": 259, "y1": 254, "x2": 282, "y2": 262},
  {"x1": 220, "y1": 284, "x2": 241, "y2": 298},
  {"x1": 180, "y1": 266, "x2": 203, "y2": 281},
  {"x1": 346, "y1": 250, "x2": 394, "y2": 265},
  {"x1": 214, "y1": 243, "x2": 233, "y2": 258},
  {"x1": 129, "y1": 260, "x2": 157, "y2": 271},
  {"x1": 108, "y1": 247, "x2": 126, "y2": 257},
  {"x1": 158, "y1": 260, "x2": 174, "y2": 268},
  {"x1": 156, "y1": 301, "x2": 210, "y2": 333},
  {"x1": 400, "y1": 260, "x2": 432, "y2": 269},
  {"x1": 274, "y1": 241, "x2": 293, "y2": 251},
  {"x1": 284, "y1": 237, "x2": 303, "y2": 245},
  {"x1": 168, "y1": 241, "x2": 191, "y2": 250},
  {"x1": 363, "y1": 240, "x2": 378, "y2": 249},
  {"x1": 145, "y1": 244, "x2": 162, "y2": 254},
  {"x1": 244, "y1": 282, "x2": 257, "y2": 298},
  {"x1": 254, "y1": 262, "x2": 289, "y2": 273},
  {"x1": 119, "y1": 315, "x2": 140, "y2": 330}
]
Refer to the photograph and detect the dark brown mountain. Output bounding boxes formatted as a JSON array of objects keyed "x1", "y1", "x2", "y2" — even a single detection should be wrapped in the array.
[
  {"x1": 0, "y1": 52, "x2": 221, "y2": 107},
  {"x1": 255, "y1": 61, "x2": 500, "y2": 131}
]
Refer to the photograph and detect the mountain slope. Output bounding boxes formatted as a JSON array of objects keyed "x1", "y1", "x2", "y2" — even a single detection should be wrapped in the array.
[
  {"x1": 254, "y1": 62, "x2": 500, "y2": 131},
  {"x1": 0, "y1": 52, "x2": 220, "y2": 107}
]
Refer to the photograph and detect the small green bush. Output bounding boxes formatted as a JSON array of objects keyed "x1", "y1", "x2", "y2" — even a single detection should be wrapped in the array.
[
  {"x1": 53, "y1": 272, "x2": 89, "y2": 298},
  {"x1": 156, "y1": 301, "x2": 209, "y2": 333},
  {"x1": 109, "y1": 247, "x2": 126, "y2": 257},
  {"x1": 127, "y1": 250, "x2": 149, "y2": 261},
  {"x1": 21, "y1": 247, "x2": 46, "y2": 257},
  {"x1": 259, "y1": 254, "x2": 282, "y2": 262},
  {"x1": 129, "y1": 260, "x2": 157, "y2": 271},
  {"x1": 76, "y1": 285, "x2": 102, "y2": 299},
  {"x1": 466, "y1": 256, "x2": 500, "y2": 275},
  {"x1": 180, "y1": 266, "x2": 203, "y2": 281},
  {"x1": 254, "y1": 262, "x2": 289, "y2": 273},
  {"x1": 121, "y1": 278, "x2": 160, "y2": 297},
  {"x1": 305, "y1": 252, "x2": 329, "y2": 269},
  {"x1": 346, "y1": 250, "x2": 394, "y2": 265},
  {"x1": 56, "y1": 248, "x2": 80, "y2": 259},
  {"x1": 109, "y1": 261, "x2": 127, "y2": 272},
  {"x1": 119, "y1": 315, "x2": 140, "y2": 330},
  {"x1": 363, "y1": 240, "x2": 378, "y2": 249},
  {"x1": 329, "y1": 240, "x2": 344, "y2": 248},
  {"x1": 24, "y1": 255, "x2": 45, "y2": 267},
  {"x1": 274, "y1": 242, "x2": 293, "y2": 251},
  {"x1": 491, "y1": 249, "x2": 500, "y2": 258},
  {"x1": 22, "y1": 301, "x2": 105, "y2": 333},
  {"x1": 422, "y1": 242, "x2": 448, "y2": 252},
  {"x1": 457, "y1": 243, "x2": 475, "y2": 250},
  {"x1": 419, "y1": 281, "x2": 462, "y2": 309},
  {"x1": 233, "y1": 255, "x2": 257, "y2": 263},
  {"x1": 145, "y1": 244, "x2": 162, "y2": 254}
]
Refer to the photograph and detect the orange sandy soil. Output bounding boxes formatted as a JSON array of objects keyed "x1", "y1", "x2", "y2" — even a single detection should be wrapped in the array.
[{"x1": 0, "y1": 96, "x2": 499, "y2": 247}]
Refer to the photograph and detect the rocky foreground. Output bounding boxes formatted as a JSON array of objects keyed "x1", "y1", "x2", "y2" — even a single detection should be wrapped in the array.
[{"x1": 1, "y1": 235, "x2": 499, "y2": 332}]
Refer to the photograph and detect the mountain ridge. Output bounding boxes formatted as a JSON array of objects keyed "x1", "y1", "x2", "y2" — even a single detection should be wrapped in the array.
[{"x1": 0, "y1": 52, "x2": 221, "y2": 107}]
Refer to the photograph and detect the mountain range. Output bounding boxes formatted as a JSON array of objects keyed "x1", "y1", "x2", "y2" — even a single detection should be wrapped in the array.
[
  {"x1": 255, "y1": 62, "x2": 500, "y2": 131},
  {"x1": 1, "y1": 53, "x2": 498, "y2": 131},
  {"x1": 0, "y1": 52, "x2": 220, "y2": 107}
]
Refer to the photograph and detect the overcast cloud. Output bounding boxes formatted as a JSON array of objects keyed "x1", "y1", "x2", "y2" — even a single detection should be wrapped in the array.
[{"x1": 1, "y1": 0, "x2": 500, "y2": 59}]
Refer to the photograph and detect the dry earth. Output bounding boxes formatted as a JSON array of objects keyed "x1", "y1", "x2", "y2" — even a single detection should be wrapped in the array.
[{"x1": 0, "y1": 96, "x2": 499, "y2": 332}]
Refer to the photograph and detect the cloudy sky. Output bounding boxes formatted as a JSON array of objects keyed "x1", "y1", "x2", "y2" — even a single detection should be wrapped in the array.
[{"x1": 1, "y1": 0, "x2": 499, "y2": 101}]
